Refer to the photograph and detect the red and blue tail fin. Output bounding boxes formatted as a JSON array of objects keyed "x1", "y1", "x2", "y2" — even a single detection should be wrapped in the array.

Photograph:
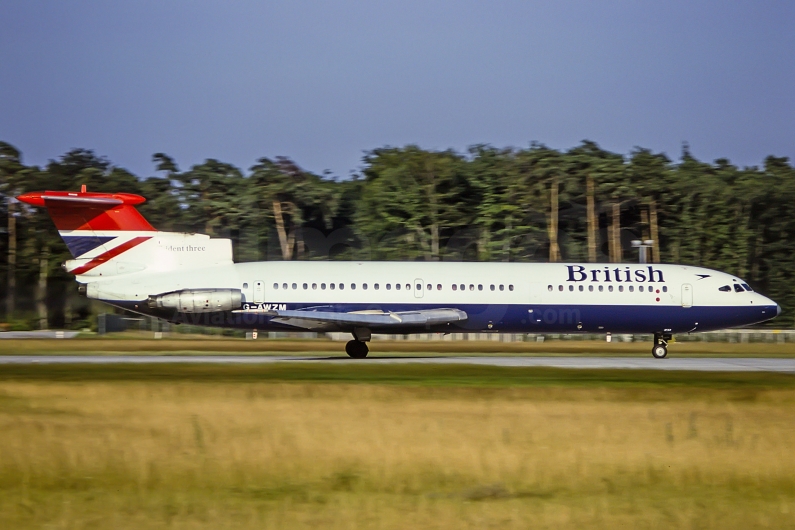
[{"x1": 17, "y1": 188, "x2": 156, "y2": 258}]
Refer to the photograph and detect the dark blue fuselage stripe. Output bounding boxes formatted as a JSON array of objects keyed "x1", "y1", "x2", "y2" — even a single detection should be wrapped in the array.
[{"x1": 111, "y1": 301, "x2": 778, "y2": 334}]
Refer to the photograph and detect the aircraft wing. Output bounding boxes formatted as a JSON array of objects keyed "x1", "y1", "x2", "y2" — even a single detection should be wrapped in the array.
[{"x1": 232, "y1": 308, "x2": 468, "y2": 331}]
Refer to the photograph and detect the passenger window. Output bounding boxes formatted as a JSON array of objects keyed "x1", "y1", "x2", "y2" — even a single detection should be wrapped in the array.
[
  {"x1": 639, "y1": 286, "x2": 644, "y2": 292},
  {"x1": 509, "y1": 285, "x2": 514, "y2": 291},
  {"x1": 662, "y1": 286, "x2": 668, "y2": 293},
  {"x1": 478, "y1": 284, "x2": 483, "y2": 291},
  {"x1": 492, "y1": 285, "x2": 497, "y2": 291},
  {"x1": 374, "y1": 283, "x2": 379, "y2": 290},
  {"x1": 579, "y1": 285, "x2": 584, "y2": 292},
  {"x1": 629, "y1": 286, "x2": 634, "y2": 292},
  {"x1": 618, "y1": 285, "x2": 623, "y2": 292},
  {"x1": 426, "y1": 284, "x2": 431, "y2": 290},
  {"x1": 363, "y1": 283, "x2": 368, "y2": 290},
  {"x1": 437, "y1": 284, "x2": 442, "y2": 290},
  {"x1": 598, "y1": 285, "x2": 604, "y2": 292},
  {"x1": 282, "y1": 283, "x2": 288, "y2": 290},
  {"x1": 608, "y1": 285, "x2": 613, "y2": 292},
  {"x1": 292, "y1": 283, "x2": 297, "y2": 290},
  {"x1": 273, "y1": 283, "x2": 279, "y2": 289},
  {"x1": 734, "y1": 284, "x2": 744, "y2": 293},
  {"x1": 406, "y1": 284, "x2": 411, "y2": 290},
  {"x1": 547, "y1": 285, "x2": 553, "y2": 291},
  {"x1": 589, "y1": 285, "x2": 594, "y2": 292},
  {"x1": 741, "y1": 283, "x2": 753, "y2": 292},
  {"x1": 339, "y1": 283, "x2": 344, "y2": 290},
  {"x1": 460, "y1": 284, "x2": 465, "y2": 291},
  {"x1": 330, "y1": 283, "x2": 336, "y2": 290},
  {"x1": 452, "y1": 284, "x2": 457, "y2": 291},
  {"x1": 312, "y1": 283, "x2": 317, "y2": 290},
  {"x1": 243, "y1": 283, "x2": 248, "y2": 289},
  {"x1": 303, "y1": 283, "x2": 308, "y2": 290},
  {"x1": 469, "y1": 284, "x2": 474, "y2": 291},
  {"x1": 352, "y1": 284, "x2": 356, "y2": 290},
  {"x1": 396, "y1": 283, "x2": 401, "y2": 290},
  {"x1": 321, "y1": 283, "x2": 326, "y2": 290},
  {"x1": 569, "y1": 285, "x2": 574, "y2": 292},
  {"x1": 386, "y1": 284, "x2": 391, "y2": 290},
  {"x1": 558, "y1": 285, "x2": 563, "y2": 291},
  {"x1": 499, "y1": 285, "x2": 504, "y2": 291}
]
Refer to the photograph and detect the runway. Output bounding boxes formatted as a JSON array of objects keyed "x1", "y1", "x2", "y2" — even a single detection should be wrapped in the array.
[{"x1": 1, "y1": 355, "x2": 795, "y2": 373}]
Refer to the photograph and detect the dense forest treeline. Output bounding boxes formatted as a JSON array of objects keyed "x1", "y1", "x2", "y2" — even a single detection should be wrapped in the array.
[{"x1": 1, "y1": 139, "x2": 794, "y2": 329}]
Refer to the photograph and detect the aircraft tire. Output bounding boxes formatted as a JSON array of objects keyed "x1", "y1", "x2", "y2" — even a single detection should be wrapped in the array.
[
  {"x1": 345, "y1": 340, "x2": 369, "y2": 359},
  {"x1": 651, "y1": 344, "x2": 668, "y2": 359}
]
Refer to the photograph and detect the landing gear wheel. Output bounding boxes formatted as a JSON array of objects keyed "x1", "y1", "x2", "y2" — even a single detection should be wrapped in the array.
[
  {"x1": 652, "y1": 332, "x2": 671, "y2": 359},
  {"x1": 345, "y1": 340, "x2": 369, "y2": 359}
]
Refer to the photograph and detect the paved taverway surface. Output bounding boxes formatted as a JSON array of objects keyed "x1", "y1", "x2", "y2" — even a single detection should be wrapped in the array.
[{"x1": 1, "y1": 356, "x2": 794, "y2": 373}]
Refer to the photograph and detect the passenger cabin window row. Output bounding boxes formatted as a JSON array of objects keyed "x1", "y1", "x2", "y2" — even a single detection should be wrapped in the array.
[
  {"x1": 270, "y1": 282, "x2": 515, "y2": 291},
  {"x1": 548, "y1": 284, "x2": 668, "y2": 293},
  {"x1": 452, "y1": 284, "x2": 513, "y2": 291}
]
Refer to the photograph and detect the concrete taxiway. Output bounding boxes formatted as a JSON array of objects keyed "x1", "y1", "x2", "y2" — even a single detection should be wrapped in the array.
[{"x1": 1, "y1": 355, "x2": 794, "y2": 373}]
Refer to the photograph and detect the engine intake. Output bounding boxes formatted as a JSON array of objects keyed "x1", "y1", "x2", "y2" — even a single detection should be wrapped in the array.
[{"x1": 147, "y1": 289, "x2": 242, "y2": 313}]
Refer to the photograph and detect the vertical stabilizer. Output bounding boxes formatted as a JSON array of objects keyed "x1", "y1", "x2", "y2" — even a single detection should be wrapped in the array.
[{"x1": 17, "y1": 189, "x2": 155, "y2": 258}]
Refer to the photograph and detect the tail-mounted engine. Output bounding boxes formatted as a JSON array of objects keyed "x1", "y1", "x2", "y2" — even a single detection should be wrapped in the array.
[{"x1": 147, "y1": 289, "x2": 242, "y2": 313}]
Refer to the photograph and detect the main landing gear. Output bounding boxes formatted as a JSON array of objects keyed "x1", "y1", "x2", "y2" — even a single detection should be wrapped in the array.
[
  {"x1": 652, "y1": 332, "x2": 671, "y2": 359},
  {"x1": 345, "y1": 328, "x2": 371, "y2": 358},
  {"x1": 345, "y1": 340, "x2": 369, "y2": 358}
]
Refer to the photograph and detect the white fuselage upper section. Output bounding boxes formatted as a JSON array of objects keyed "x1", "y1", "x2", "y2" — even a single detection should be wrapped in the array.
[{"x1": 83, "y1": 260, "x2": 773, "y2": 310}]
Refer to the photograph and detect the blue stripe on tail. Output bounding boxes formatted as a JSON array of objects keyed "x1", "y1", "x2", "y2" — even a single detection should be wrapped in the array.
[{"x1": 61, "y1": 236, "x2": 116, "y2": 257}]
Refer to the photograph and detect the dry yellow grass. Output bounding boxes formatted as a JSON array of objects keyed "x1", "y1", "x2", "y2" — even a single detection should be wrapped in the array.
[{"x1": 1, "y1": 381, "x2": 795, "y2": 529}]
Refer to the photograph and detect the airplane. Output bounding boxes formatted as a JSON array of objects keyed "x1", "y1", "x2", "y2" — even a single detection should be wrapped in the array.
[{"x1": 17, "y1": 187, "x2": 780, "y2": 359}]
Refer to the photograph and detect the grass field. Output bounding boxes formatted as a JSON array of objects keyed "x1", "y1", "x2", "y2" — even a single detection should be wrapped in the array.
[
  {"x1": 2, "y1": 337, "x2": 795, "y2": 356},
  {"x1": 1, "y1": 364, "x2": 795, "y2": 529}
]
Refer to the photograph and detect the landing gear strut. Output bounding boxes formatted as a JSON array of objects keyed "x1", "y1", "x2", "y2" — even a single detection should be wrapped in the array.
[
  {"x1": 652, "y1": 332, "x2": 671, "y2": 359},
  {"x1": 345, "y1": 340, "x2": 369, "y2": 358}
]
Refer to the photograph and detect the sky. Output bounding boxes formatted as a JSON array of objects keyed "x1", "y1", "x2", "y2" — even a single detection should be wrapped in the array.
[{"x1": 1, "y1": 0, "x2": 793, "y2": 178}]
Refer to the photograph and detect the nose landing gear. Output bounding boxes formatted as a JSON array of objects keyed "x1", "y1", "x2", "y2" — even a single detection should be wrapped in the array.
[{"x1": 652, "y1": 332, "x2": 671, "y2": 359}]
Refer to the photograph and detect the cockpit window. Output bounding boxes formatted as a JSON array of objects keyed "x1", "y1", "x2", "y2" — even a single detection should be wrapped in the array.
[
  {"x1": 718, "y1": 285, "x2": 731, "y2": 292},
  {"x1": 741, "y1": 283, "x2": 753, "y2": 292},
  {"x1": 733, "y1": 284, "x2": 744, "y2": 293}
]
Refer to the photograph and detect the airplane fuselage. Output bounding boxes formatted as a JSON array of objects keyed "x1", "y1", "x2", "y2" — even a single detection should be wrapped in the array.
[{"x1": 96, "y1": 261, "x2": 779, "y2": 335}]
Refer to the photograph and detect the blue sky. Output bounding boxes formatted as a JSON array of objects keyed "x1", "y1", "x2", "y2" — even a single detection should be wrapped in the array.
[{"x1": 1, "y1": 1, "x2": 793, "y2": 177}]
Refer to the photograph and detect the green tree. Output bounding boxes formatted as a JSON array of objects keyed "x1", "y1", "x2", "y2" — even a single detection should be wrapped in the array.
[
  {"x1": 626, "y1": 148, "x2": 672, "y2": 263},
  {"x1": 178, "y1": 160, "x2": 244, "y2": 235},
  {"x1": 134, "y1": 154, "x2": 185, "y2": 232},
  {"x1": 358, "y1": 146, "x2": 469, "y2": 261},
  {"x1": 0, "y1": 142, "x2": 25, "y2": 319},
  {"x1": 248, "y1": 157, "x2": 333, "y2": 260}
]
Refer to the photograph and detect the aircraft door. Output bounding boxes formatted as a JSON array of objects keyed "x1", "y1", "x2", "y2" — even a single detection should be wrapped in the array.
[
  {"x1": 414, "y1": 279, "x2": 424, "y2": 299},
  {"x1": 253, "y1": 281, "x2": 265, "y2": 303},
  {"x1": 681, "y1": 283, "x2": 693, "y2": 308}
]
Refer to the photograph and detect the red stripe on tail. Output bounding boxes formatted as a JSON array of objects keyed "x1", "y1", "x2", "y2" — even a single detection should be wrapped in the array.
[{"x1": 70, "y1": 236, "x2": 152, "y2": 275}]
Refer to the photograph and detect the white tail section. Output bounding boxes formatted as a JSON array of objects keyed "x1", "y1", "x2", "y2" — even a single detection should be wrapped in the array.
[{"x1": 62, "y1": 232, "x2": 234, "y2": 277}]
